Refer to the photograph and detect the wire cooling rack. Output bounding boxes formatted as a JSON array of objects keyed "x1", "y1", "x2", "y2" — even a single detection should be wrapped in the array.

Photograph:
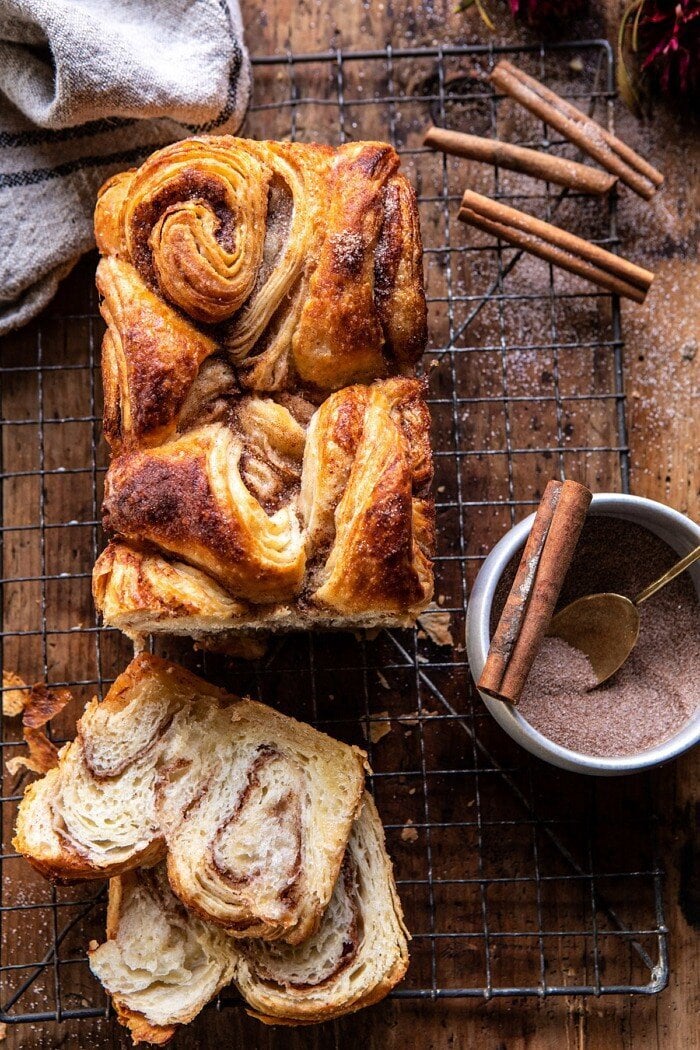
[{"x1": 0, "y1": 40, "x2": 668, "y2": 1027}]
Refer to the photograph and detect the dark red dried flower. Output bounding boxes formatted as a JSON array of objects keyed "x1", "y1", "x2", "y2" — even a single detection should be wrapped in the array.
[
  {"x1": 456, "y1": 0, "x2": 587, "y2": 32},
  {"x1": 638, "y1": 0, "x2": 700, "y2": 100},
  {"x1": 507, "y1": 0, "x2": 588, "y2": 27}
]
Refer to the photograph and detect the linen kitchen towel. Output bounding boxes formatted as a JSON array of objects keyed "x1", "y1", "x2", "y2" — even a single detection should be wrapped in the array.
[{"x1": 0, "y1": 0, "x2": 250, "y2": 335}]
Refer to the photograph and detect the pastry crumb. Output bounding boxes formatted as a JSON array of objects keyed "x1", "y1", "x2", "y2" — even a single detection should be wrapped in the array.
[
  {"x1": 367, "y1": 712, "x2": 392, "y2": 744},
  {"x1": 401, "y1": 712, "x2": 419, "y2": 726},
  {"x1": 2, "y1": 670, "x2": 28, "y2": 717},
  {"x1": 417, "y1": 605, "x2": 454, "y2": 647},
  {"x1": 401, "y1": 821, "x2": 418, "y2": 843}
]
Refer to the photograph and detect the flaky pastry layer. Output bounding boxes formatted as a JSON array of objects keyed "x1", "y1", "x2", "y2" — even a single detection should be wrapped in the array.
[
  {"x1": 89, "y1": 795, "x2": 409, "y2": 1044},
  {"x1": 95, "y1": 379, "x2": 434, "y2": 640},
  {"x1": 14, "y1": 655, "x2": 367, "y2": 945}
]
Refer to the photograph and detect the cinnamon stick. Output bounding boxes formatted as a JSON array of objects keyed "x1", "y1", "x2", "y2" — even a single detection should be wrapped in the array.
[
  {"x1": 424, "y1": 126, "x2": 617, "y2": 196},
  {"x1": 458, "y1": 190, "x2": 654, "y2": 303},
  {"x1": 478, "y1": 480, "x2": 592, "y2": 705},
  {"x1": 490, "y1": 60, "x2": 664, "y2": 200}
]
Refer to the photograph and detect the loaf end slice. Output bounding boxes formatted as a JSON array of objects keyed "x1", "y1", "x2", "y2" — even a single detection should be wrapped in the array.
[
  {"x1": 89, "y1": 866, "x2": 237, "y2": 1045},
  {"x1": 11, "y1": 654, "x2": 214, "y2": 881}
]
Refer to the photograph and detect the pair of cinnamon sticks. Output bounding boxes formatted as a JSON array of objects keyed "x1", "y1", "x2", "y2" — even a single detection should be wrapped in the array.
[
  {"x1": 490, "y1": 61, "x2": 663, "y2": 201},
  {"x1": 459, "y1": 190, "x2": 654, "y2": 303}
]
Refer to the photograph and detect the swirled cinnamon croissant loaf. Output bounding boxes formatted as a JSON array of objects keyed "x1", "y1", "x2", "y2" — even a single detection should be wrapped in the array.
[
  {"x1": 89, "y1": 795, "x2": 408, "y2": 1045},
  {"x1": 14, "y1": 655, "x2": 367, "y2": 944},
  {"x1": 93, "y1": 136, "x2": 433, "y2": 643}
]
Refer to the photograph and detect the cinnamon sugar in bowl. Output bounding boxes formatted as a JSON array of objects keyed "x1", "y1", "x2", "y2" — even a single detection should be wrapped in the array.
[{"x1": 466, "y1": 494, "x2": 700, "y2": 776}]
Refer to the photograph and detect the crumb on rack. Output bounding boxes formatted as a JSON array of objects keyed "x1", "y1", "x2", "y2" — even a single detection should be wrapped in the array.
[
  {"x1": 401, "y1": 820, "x2": 418, "y2": 843},
  {"x1": 2, "y1": 671, "x2": 29, "y2": 718}
]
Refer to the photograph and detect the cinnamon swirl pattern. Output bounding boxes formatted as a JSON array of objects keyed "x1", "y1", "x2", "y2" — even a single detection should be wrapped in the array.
[
  {"x1": 93, "y1": 137, "x2": 433, "y2": 641},
  {"x1": 95, "y1": 377, "x2": 435, "y2": 640},
  {"x1": 95, "y1": 137, "x2": 427, "y2": 421},
  {"x1": 89, "y1": 796, "x2": 409, "y2": 1044},
  {"x1": 14, "y1": 655, "x2": 367, "y2": 945}
]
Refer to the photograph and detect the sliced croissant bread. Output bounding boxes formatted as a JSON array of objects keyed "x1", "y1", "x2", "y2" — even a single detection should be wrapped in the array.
[
  {"x1": 14, "y1": 654, "x2": 367, "y2": 944},
  {"x1": 89, "y1": 865, "x2": 237, "y2": 1046},
  {"x1": 89, "y1": 794, "x2": 409, "y2": 1043}
]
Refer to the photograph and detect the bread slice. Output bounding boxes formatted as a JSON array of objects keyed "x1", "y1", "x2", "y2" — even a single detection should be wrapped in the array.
[
  {"x1": 236, "y1": 793, "x2": 410, "y2": 1025},
  {"x1": 89, "y1": 794, "x2": 409, "y2": 1044},
  {"x1": 14, "y1": 654, "x2": 367, "y2": 943},
  {"x1": 89, "y1": 865, "x2": 237, "y2": 1045}
]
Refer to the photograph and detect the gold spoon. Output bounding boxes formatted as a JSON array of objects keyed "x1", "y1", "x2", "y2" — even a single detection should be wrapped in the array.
[{"x1": 547, "y1": 544, "x2": 700, "y2": 687}]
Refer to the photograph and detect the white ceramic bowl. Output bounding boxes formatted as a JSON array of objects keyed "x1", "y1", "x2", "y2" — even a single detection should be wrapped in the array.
[{"x1": 466, "y1": 494, "x2": 700, "y2": 775}]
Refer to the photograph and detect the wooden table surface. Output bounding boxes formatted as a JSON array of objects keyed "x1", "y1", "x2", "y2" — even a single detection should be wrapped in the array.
[{"x1": 2, "y1": 2, "x2": 698, "y2": 1048}]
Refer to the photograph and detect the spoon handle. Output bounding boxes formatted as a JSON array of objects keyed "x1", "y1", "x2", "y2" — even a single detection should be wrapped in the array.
[{"x1": 634, "y1": 544, "x2": 700, "y2": 606}]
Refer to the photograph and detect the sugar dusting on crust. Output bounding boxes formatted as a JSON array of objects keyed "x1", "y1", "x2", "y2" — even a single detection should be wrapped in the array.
[{"x1": 330, "y1": 231, "x2": 366, "y2": 277}]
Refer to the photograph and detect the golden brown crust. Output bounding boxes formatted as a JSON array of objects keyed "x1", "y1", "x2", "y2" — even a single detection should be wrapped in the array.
[
  {"x1": 93, "y1": 541, "x2": 249, "y2": 626},
  {"x1": 5, "y1": 684, "x2": 72, "y2": 778},
  {"x1": 292, "y1": 143, "x2": 398, "y2": 388},
  {"x1": 97, "y1": 258, "x2": 216, "y2": 454},
  {"x1": 112, "y1": 1004, "x2": 177, "y2": 1047},
  {"x1": 106, "y1": 652, "x2": 231, "y2": 711},
  {"x1": 95, "y1": 136, "x2": 425, "y2": 397},
  {"x1": 94, "y1": 170, "x2": 134, "y2": 257},
  {"x1": 245, "y1": 968, "x2": 407, "y2": 1027},
  {"x1": 103, "y1": 425, "x2": 306, "y2": 604},
  {"x1": 311, "y1": 380, "x2": 434, "y2": 616},
  {"x1": 94, "y1": 136, "x2": 432, "y2": 639},
  {"x1": 96, "y1": 379, "x2": 433, "y2": 634},
  {"x1": 374, "y1": 174, "x2": 428, "y2": 370}
]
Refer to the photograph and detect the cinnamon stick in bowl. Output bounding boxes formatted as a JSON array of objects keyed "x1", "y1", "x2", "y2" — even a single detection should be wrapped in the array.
[
  {"x1": 424, "y1": 127, "x2": 617, "y2": 195},
  {"x1": 477, "y1": 480, "x2": 592, "y2": 705}
]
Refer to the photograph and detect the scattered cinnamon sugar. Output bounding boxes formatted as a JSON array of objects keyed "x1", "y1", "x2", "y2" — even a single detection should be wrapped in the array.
[{"x1": 494, "y1": 517, "x2": 700, "y2": 757}]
